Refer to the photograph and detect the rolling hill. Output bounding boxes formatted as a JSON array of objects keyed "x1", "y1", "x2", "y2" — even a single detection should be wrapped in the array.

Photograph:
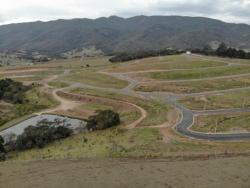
[{"x1": 0, "y1": 15, "x2": 250, "y2": 56}]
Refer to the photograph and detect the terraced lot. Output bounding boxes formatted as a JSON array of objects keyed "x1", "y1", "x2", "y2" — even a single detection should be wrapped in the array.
[
  {"x1": 135, "y1": 75, "x2": 250, "y2": 93},
  {"x1": 131, "y1": 65, "x2": 250, "y2": 81},
  {"x1": 1, "y1": 54, "x2": 250, "y2": 180}
]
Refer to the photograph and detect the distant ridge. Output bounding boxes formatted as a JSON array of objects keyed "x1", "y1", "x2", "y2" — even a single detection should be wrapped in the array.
[{"x1": 0, "y1": 15, "x2": 250, "y2": 56}]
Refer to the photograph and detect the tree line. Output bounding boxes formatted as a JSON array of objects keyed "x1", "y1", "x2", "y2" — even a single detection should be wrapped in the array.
[
  {"x1": 109, "y1": 49, "x2": 184, "y2": 63},
  {"x1": 192, "y1": 43, "x2": 250, "y2": 59}
]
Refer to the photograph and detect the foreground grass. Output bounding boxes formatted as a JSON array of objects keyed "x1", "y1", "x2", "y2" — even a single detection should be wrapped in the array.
[
  {"x1": 9, "y1": 128, "x2": 163, "y2": 159},
  {"x1": 8, "y1": 126, "x2": 250, "y2": 161},
  {"x1": 180, "y1": 89, "x2": 250, "y2": 110},
  {"x1": 134, "y1": 65, "x2": 250, "y2": 81},
  {"x1": 193, "y1": 113, "x2": 250, "y2": 133},
  {"x1": 71, "y1": 88, "x2": 168, "y2": 127},
  {"x1": 135, "y1": 75, "x2": 250, "y2": 93}
]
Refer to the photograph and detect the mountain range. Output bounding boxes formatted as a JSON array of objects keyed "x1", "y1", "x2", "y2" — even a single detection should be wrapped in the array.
[{"x1": 0, "y1": 15, "x2": 250, "y2": 56}]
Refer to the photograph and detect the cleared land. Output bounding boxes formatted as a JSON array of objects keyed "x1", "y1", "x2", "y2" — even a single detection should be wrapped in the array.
[
  {"x1": 180, "y1": 89, "x2": 250, "y2": 110},
  {"x1": 70, "y1": 88, "x2": 169, "y2": 127},
  {"x1": 131, "y1": 65, "x2": 250, "y2": 81},
  {"x1": 1, "y1": 156, "x2": 250, "y2": 188},
  {"x1": 193, "y1": 113, "x2": 250, "y2": 133},
  {"x1": 135, "y1": 75, "x2": 250, "y2": 93},
  {"x1": 107, "y1": 55, "x2": 226, "y2": 73},
  {"x1": 60, "y1": 70, "x2": 128, "y2": 89},
  {"x1": 2, "y1": 54, "x2": 250, "y2": 187}
]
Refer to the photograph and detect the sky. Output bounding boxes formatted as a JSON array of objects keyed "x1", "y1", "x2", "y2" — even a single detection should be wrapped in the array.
[{"x1": 0, "y1": 0, "x2": 250, "y2": 25}]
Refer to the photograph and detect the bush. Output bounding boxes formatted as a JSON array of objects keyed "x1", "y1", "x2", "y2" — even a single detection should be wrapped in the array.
[
  {"x1": 0, "y1": 136, "x2": 5, "y2": 161},
  {"x1": 15, "y1": 123, "x2": 73, "y2": 151},
  {"x1": 0, "y1": 79, "x2": 31, "y2": 104},
  {"x1": 87, "y1": 110, "x2": 120, "y2": 131}
]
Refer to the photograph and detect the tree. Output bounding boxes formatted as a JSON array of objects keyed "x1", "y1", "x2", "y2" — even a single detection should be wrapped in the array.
[
  {"x1": 216, "y1": 43, "x2": 228, "y2": 57},
  {"x1": 87, "y1": 110, "x2": 120, "y2": 131},
  {"x1": 0, "y1": 136, "x2": 6, "y2": 161}
]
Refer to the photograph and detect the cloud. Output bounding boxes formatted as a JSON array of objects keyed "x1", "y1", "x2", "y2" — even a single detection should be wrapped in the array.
[{"x1": 0, "y1": 0, "x2": 250, "y2": 25}]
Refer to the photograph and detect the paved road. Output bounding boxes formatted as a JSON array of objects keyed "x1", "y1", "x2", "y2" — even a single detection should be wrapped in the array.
[
  {"x1": 174, "y1": 104, "x2": 250, "y2": 141},
  {"x1": 106, "y1": 60, "x2": 250, "y2": 141}
]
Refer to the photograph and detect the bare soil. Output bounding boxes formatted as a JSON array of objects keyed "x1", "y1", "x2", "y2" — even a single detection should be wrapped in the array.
[{"x1": 1, "y1": 157, "x2": 250, "y2": 188}]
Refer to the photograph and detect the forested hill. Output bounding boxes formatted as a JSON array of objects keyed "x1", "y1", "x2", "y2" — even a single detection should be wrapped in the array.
[{"x1": 0, "y1": 15, "x2": 250, "y2": 56}]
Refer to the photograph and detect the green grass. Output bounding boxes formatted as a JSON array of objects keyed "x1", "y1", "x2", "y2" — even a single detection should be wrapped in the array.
[
  {"x1": 80, "y1": 103, "x2": 113, "y2": 111},
  {"x1": 180, "y1": 89, "x2": 250, "y2": 110},
  {"x1": 0, "y1": 87, "x2": 58, "y2": 130},
  {"x1": 193, "y1": 113, "x2": 250, "y2": 133},
  {"x1": 135, "y1": 75, "x2": 250, "y2": 93},
  {"x1": 9, "y1": 125, "x2": 250, "y2": 160},
  {"x1": 48, "y1": 81, "x2": 70, "y2": 88},
  {"x1": 9, "y1": 128, "x2": 163, "y2": 160},
  {"x1": 135, "y1": 65, "x2": 250, "y2": 80},
  {"x1": 71, "y1": 87, "x2": 168, "y2": 127},
  {"x1": 61, "y1": 70, "x2": 128, "y2": 89},
  {"x1": 108, "y1": 55, "x2": 226, "y2": 73}
]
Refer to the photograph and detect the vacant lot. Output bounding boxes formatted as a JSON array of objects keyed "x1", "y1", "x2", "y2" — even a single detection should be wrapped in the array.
[
  {"x1": 193, "y1": 113, "x2": 250, "y2": 133},
  {"x1": 71, "y1": 87, "x2": 169, "y2": 127},
  {"x1": 107, "y1": 55, "x2": 226, "y2": 73},
  {"x1": 135, "y1": 75, "x2": 250, "y2": 93},
  {"x1": 180, "y1": 89, "x2": 250, "y2": 110},
  {"x1": 132, "y1": 65, "x2": 250, "y2": 81},
  {"x1": 61, "y1": 70, "x2": 128, "y2": 89}
]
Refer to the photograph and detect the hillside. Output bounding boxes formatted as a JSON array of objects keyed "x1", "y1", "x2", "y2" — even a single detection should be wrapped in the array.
[{"x1": 0, "y1": 15, "x2": 250, "y2": 56}]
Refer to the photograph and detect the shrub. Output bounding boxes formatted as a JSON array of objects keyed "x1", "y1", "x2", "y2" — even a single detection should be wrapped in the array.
[
  {"x1": 87, "y1": 110, "x2": 120, "y2": 131},
  {"x1": 16, "y1": 123, "x2": 73, "y2": 151},
  {"x1": 0, "y1": 79, "x2": 31, "y2": 104},
  {"x1": 0, "y1": 136, "x2": 5, "y2": 161}
]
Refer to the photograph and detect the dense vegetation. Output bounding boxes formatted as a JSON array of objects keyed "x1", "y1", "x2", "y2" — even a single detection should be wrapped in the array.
[
  {"x1": 0, "y1": 136, "x2": 5, "y2": 161},
  {"x1": 109, "y1": 49, "x2": 183, "y2": 62},
  {"x1": 0, "y1": 79, "x2": 31, "y2": 104},
  {"x1": 87, "y1": 110, "x2": 120, "y2": 130},
  {"x1": 7, "y1": 119, "x2": 73, "y2": 152},
  {"x1": 192, "y1": 43, "x2": 250, "y2": 59}
]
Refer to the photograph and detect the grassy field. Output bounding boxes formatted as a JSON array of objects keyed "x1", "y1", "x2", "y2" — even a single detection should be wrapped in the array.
[
  {"x1": 133, "y1": 65, "x2": 250, "y2": 81},
  {"x1": 60, "y1": 70, "x2": 128, "y2": 89},
  {"x1": 135, "y1": 75, "x2": 250, "y2": 93},
  {"x1": 193, "y1": 113, "x2": 250, "y2": 133},
  {"x1": 107, "y1": 55, "x2": 226, "y2": 73},
  {"x1": 70, "y1": 87, "x2": 169, "y2": 127},
  {"x1": 0, "y1": 87, "x2": 58, "y2": 131},
  {"x1": 48, "y1": 81, "x2": 70, "y2": 88},
  {"x1": 180, "y1": 89, "x2": 250, "y2": 110},
  {"x1": 9, "y1": 128, "x2": 163, "y2": 159}
]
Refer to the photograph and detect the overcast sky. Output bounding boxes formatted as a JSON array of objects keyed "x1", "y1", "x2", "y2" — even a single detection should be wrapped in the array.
[{"x1": 0, "y1": 0, "x2": 250, "y2": 25}]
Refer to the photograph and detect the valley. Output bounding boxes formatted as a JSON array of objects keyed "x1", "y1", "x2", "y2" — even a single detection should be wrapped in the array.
[{"x1": 1, "y1": 54, "x2": 250, "y2": 187}]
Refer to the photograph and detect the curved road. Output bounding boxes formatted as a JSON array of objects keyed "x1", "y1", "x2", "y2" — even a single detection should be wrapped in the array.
[{"x1": 104, "y1": 60, "x2": 250, "y2": 141}]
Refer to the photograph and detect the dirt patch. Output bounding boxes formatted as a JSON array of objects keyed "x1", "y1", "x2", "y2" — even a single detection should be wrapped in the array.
[
  {"x1": 57, "y1": 91, "x2": 147, "y2": 128},
  {"x1": 1, "y1": 157, "x2": 250, "y2": 188},
  {"x1": 1, "y1": 68, "x2": 48, "y2": 74}
]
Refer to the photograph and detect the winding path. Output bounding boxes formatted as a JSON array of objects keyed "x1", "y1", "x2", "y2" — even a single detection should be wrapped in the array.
[
  {"x1": 3, "y1": 55, "x2": 250, "y2": 141},
  {"x1": 103, "y1": 56, "x2": 250, "y2": 141}
]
